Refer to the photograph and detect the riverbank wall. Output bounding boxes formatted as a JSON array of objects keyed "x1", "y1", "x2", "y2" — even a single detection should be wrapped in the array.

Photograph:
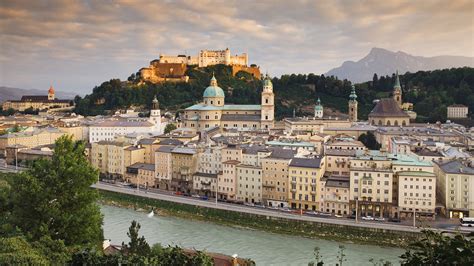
[{"x1": 98, "y1": 190, "x2": 420, "y2": 248}]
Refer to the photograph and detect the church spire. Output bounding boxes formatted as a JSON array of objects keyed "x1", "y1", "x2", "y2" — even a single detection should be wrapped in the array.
[
  {"x1": 152, "y1": 95, "x2": 159, "y2": 110},
  {"x1": 394, "y1": 70, "x2": 401, "y2": 89},
  {"x1": 349, "y1": 85, "x2": 357, "y2": 101},
  {"x1": 210, "y1": 72, "x2": 218, "y2": 87}
]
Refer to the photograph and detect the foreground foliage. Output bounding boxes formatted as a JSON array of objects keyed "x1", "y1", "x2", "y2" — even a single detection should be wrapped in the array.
[
  {"x1": 0, "y1": 136, "x2": 219, "y2": 265},
  {"x1": 400, "y1": 230, "x2": 474, "y2": 265}
]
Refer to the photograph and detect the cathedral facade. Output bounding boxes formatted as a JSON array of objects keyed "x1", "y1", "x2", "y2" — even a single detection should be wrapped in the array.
[{"x1": 181, "y1": 75, "x2": 274, "y2": 131}]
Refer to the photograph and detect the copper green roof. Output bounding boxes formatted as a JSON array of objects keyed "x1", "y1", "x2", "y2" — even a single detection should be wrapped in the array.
[
  {"x1": 394, "y1": 70, "x2": 401, "y2": 89},
  {"x1": 185, "y1": 104, "x2": 261, "y2": 111},
  {"x1": 349, "y1": 85, "x2": 357, "y2": 101},
  {"x1": 203, "y1": 75, "x2": 225, "y2": 98}
]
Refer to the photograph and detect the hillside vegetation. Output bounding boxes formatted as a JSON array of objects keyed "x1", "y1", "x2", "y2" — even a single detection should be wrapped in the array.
[{"x1": 74, "y1": 66, "x2": 474, "y2": 122}]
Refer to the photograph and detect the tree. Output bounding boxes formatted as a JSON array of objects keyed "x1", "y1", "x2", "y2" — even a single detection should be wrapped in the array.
[
  {"x1": 0, "y1": 236, "x2": 49, "y2": 265},
  {"x1": 187, "y1": 250, "x2": 213, "y2": 266},
  {"x1": 308, "y1": 246, "x2": 324, "y2": 266},
  {"x1": 400, "y1": 230, "x2": 474, "y2": 265},
  {"x1": 358, "y1": 132, "x2": 381, "y2": 150},
  {"x1": 164, "y1": 123, "x2": 177, "y2": 134},
  {"x1": 11, "y1": 135, "x2": 103, "y2": 247},
  {"x1": 336, "y1": 245, "x2": 347, "y2": 266},
  {"x1": 122, "y1": 220, "x2": 150, "y2": 256}
]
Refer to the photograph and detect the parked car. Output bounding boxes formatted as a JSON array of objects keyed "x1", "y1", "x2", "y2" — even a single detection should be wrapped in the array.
[
  {"x1": 347, "y1": 215, "x2": 356, "y2": 219},
  {"x1": 191, "y1": 194, "x2": 200, "y2": 198},
  {"x1": 374, "y1": 217, "x2": 386, "y2": 222},
  {"x1": 174, "y1": 191, "x2": 182, "y2": 196},
  {"x1": 279, "y1": 207, "x2": 291, "y2": 213},
  {"x1": 305, "y1": 211, "x2": 319, "y2": 216},
  {"x1": 318, "y1": 212, "x2": 332, "y2": 217},
  {"x1": 254, "y1": 203, "x2": 265, "y2": 209},
  {"x1": 335, "y1": 214, "x2": 343, "y2": 218},
  {"x1": 200, "y1": 196, "x2": 208, "y2": 201},
  {"x1": 183, "y1": 193, "x2": 191, "y2": 197},
  {"x1": 243, "y1": 202, "x2": 254, "y2": 207},
  {"x1": 362, "y1": 216, "x2": 375, "y2": 221},
  {"x1": 389, "y1": 218, "x2": 401, "y2": 223}
]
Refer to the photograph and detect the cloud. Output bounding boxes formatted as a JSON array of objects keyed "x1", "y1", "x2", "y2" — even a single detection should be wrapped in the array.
[{"x1": 0, "y1": 0, "x2": 472, "y2": 93}]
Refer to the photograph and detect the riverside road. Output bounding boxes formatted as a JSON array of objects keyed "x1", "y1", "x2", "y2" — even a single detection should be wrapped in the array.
[{"x1": 92, "y1": 182, "x2": 471, "y2": 234}]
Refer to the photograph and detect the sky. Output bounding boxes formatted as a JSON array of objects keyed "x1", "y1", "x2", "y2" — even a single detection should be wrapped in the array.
[{"x1": 0, "y1": 0, "x2": 473, "y2": 94}]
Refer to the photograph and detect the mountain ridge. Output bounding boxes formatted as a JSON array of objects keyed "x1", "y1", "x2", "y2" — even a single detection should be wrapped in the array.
[{"x1": 325, "y1": 47, "x2": 474, "y2": 83}]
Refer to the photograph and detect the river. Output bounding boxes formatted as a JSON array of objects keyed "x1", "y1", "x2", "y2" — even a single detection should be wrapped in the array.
[{"x1": 102, "y1": 205, "x2": 403, "y2": 265}]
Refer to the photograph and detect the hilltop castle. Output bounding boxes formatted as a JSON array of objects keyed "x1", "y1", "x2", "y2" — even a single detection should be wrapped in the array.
[{"x1": 139, "y1": 48, "x2": 261, "y2": 84}]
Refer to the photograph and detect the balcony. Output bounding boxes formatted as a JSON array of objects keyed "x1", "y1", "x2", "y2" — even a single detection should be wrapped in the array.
[
  {"x1": 291, "y1": 180, "x2": 297, "y2": 184},
  {"x1": 262, "y1": 183, "x2": 275, "y2": 188},
  {"x1": 201, "y1": 181, "x2": 211, "y2": 186},
  {"x1": 291, "y1": 188, "x2": 296, "y2": 193}
]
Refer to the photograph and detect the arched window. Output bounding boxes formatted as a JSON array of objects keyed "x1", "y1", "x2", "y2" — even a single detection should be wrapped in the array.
[
  {"x1": 387, "y1": 120, "x2": 391, "y2": 126},
  {"x1": 394, "y1": 120, "x2": 399, "y2": 126},
  {"x1": 402, "y1": 120, "x2": 406, "y2": 126},
  {"x1": 265, "y1": 99, "x2": 268, "y2": 104},
  {"x1": 371, "y1": 120, "x2": 375, "y2": 125},
  {"x1": 378, "y1": 120, "x2": 382, "y2": 126}
]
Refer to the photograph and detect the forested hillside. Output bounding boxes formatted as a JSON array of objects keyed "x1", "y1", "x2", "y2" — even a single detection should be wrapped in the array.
[{"x1": 74, "y1": 66, "x2": 474, "y2": 122}]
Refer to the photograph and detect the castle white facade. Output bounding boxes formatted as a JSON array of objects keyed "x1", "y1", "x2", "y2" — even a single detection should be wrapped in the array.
[{"x1": 158, "y1": 48, "x2": 248, "y2": 67}]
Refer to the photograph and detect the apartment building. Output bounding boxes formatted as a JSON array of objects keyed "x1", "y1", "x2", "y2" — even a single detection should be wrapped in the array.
[
  {"x1": 219, "y1": 160, "x2": 240, "y2": 201},
  {"x1": 124, "y1": 163, "x2": 156, "y2": 188},
  {"x1": 320, "y1": 175, "x2": 350, "y2": 215},
  {"x1": 171, "y1": 147, "x2": 198, "y2": 193},
  {"x1": 155, "y1": 145, "x2": 174, "y2": 190},
  {"x1": 288, "y1": 157, "x2": 325, "y2": 211},
  {"x1": 236, "y1": 164, "x2": 263, "y2": 204},
  {"x1": 324, "y1": 149, "x2": 356, "y2": 176},
  {"x1": 193, "y1": 172, "x2": 218, "y2": 197},
  {"x1": 197, "y1": 146, "x2": 223, "y2": 174},
  {"x1": 397, "y1": 171, "x2": 437, "y2": 219},
  {"x1": 261, "y1": 148, "x2": 296, "y2": 207},
  {"x1": 434, "y1": 159, "x2": 474, "y2": 218},
  {"x1": 349, "y1": 150, "x2": 395, "y2": 218}
]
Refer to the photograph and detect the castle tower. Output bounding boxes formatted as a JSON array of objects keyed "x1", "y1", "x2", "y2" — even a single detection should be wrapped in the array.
[
  {"x1": 48, "y1": 85, "x2": 55, "y2": 100},
  {"x1": 393, "y1": 70, "x2": 402, "y2": 108},
  {"x1": 224, "y1": 48, "x2": 231, "y2": 65},
  {"x1": 314, "y1": 97, "x2": 323, "y2": 118},
  {"x1": 261, "y1": 74, "x2": 274, "y2": 129},
  {"x1": 348, "y1": 85, "x2": 358, "y2": 122},
  {"x1": 150, "y1": 95, "x2": 162, "y2": 133}
]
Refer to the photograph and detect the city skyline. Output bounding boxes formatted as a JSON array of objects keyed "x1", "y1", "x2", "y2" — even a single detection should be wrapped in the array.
[{"x1": 1, "y1": 0, "x2": 473, "y2": 93}]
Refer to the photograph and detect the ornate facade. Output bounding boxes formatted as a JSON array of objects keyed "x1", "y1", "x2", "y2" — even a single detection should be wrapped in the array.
[
  {"x1": 368, "y1": 72, "x2": 410, "y2": 126},
  {"x1": 181, "y1": 75, "x2": 274, "y2": 131}
]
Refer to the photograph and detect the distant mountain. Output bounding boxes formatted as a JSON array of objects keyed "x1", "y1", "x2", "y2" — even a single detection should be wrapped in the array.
[
  {"x1": 325, "y1": 47, "x2": 474, "y2": 83},
  {"x1": 0, "y1": 86, "x2": 79, "y2": 103}
]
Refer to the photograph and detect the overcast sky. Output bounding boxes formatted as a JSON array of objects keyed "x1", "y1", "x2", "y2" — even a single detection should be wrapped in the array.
[{"x1": 1, "y1": 0, "x2": 473, "y2": 94}]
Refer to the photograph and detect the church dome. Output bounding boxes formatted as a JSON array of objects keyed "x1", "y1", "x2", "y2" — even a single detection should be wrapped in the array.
[{"x1": 203, "y1": 75, "x2": 225, "y2": 98}]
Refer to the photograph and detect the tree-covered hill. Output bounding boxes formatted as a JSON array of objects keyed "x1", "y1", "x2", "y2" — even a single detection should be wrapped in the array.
[{"x1": 74, "y1": 66, "x2": 474, "y2": 122}]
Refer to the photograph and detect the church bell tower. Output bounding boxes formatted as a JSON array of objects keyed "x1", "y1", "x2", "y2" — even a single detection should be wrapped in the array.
[
  {"x1": 348, "y1": 85, "x2": 358, "y2": 122},
  {"x1": 261, "y1": 74, "x2": 274, "y2": 129}
]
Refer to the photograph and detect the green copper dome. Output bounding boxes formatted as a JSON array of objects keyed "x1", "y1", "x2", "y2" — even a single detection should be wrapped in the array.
[
  {"x1": 203, "y1": 75, "x2": 225, "y2": 98},
  {"x1": 263, "y1": 74, "x2": 273, "y2": 89},
  {"x1": 315, "y1": 97, "x2": 323, "y2": 110},
  {"x1": 349, "y1": 85, "x2": 357, "y2": 101}
]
